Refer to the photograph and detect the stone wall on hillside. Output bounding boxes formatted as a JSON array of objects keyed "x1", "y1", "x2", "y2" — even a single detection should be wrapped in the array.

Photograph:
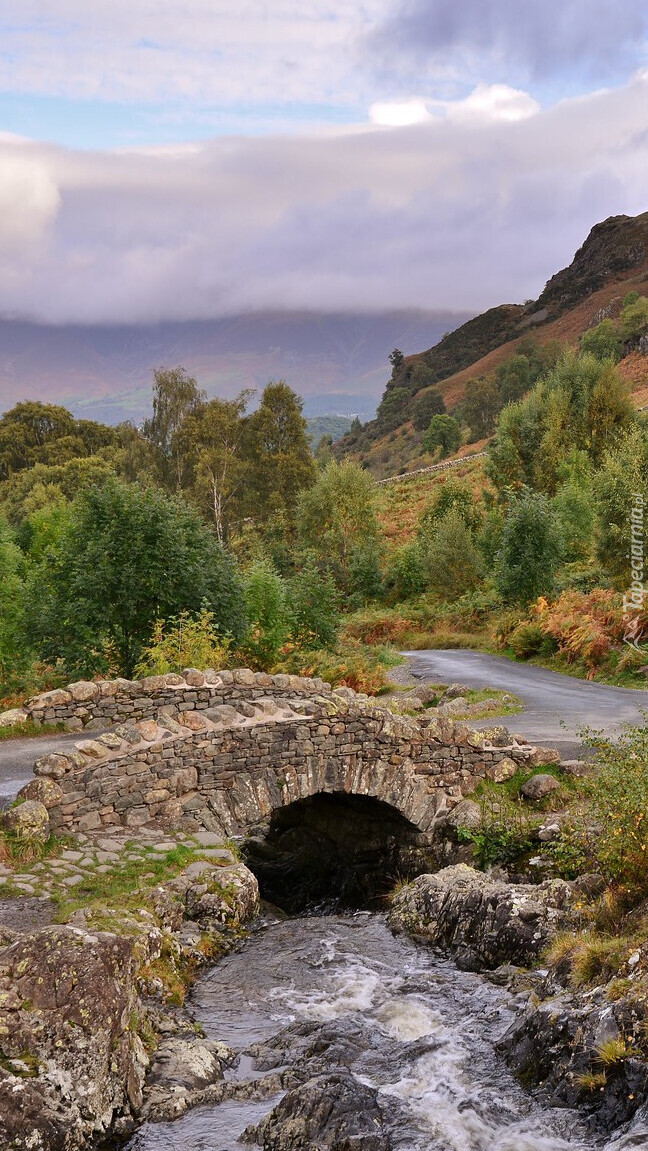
[
  {"x1": 3, "y1": 669, "x2": 330, "y2": 732},
  {"x1": 25, "y1": 684, "x2": 541, "y2": 838}
]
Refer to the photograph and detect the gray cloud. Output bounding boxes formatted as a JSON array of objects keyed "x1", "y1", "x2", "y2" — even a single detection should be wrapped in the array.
[
  {"x1": 373, "y1": 0, "x2": 648, "y2": 88},
  {"x1": 0, "y1": 76, "x2": 647, "y2": 325}
]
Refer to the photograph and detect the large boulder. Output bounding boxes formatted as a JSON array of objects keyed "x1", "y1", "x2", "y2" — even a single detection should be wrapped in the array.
[
  {"x1": 388, "y1": 864, "x2": 575, "y2": 970},
  {"x1": 521, "y1": 773, "x2": 560, "y2": 801},
  {"x1": 245, "y1": 1071, "x2": 392, "y2": 1150},
  {"x1": 0, "y1": 925, "x2": 148, "y2": 1150},
  {"x1": 2, "y1": 800, "x2": 50, "y2": 843}
]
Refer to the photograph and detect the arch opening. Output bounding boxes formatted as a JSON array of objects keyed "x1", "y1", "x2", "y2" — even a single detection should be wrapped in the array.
[{"x1": 242, "y1": 791, "x2": 436, "y2": 913}]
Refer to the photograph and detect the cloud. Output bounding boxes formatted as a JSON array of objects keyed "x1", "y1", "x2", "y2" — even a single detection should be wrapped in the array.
[
  {"x1": 0, "y1": 77, "x2": 647, "y2": 325},
  {"x1": 372, "y1": 0, "x2": 648, "y2": 92}
]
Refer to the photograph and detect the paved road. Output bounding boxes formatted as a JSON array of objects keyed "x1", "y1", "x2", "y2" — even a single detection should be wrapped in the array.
[
  {"x1": 405, "y1": 649, "x2": 648, "y2": 754},
  {"x1": 0, "y1": 731, "x2": 96, "y2": 808}
]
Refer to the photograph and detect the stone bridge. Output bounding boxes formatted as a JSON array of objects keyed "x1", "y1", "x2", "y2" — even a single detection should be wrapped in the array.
[{"x1": 18, "y1": 669, "x2": 543, "y2": 841}]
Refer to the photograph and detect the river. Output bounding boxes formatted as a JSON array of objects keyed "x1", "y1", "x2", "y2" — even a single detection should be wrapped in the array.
[{"x1": 123, "y1": 912, "x2": 613, "y2": 1151}]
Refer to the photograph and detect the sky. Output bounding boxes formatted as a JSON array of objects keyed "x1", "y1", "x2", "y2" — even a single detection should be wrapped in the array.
[{"x1": 0, "y1": 0, "x2": 647, "y2": 324}]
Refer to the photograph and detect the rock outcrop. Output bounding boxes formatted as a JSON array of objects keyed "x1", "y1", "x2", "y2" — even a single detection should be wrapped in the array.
[
  {"x1": 245, "y1": 1071, "x2": 392, "y2": 1151},
  {"x1": 388, "y1": 864, "x2": 576, "y2": 969}
]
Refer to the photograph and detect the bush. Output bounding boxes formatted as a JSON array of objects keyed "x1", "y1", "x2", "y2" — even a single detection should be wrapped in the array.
[
  {"x1": 342, "y1": 609, "x2": 415, "y2": 646},
  {"x1": 585, "y1": 723, "x2": 648, "y2": 890},
  {"x1": 534, "y1": 588, "x2": 628, "y2": 671},
  {"x1": 508, "y1": 621, "x2": 546, "y2": 658},
  {"x1": 275, "y1": 638, "x2": 396, "y2": 694},
  {"x1": 387, "y1": 542, "x2": 427, "y2": 601},
  {"x1": 241, "y1": 560, "x2": 290, "y2": 669},
  {"x1": 494, "y1": 492, "x2": 561, "y2": 604},
  {"x1": 287, "y1": 563, "x2": 340, "y2": 650},
  {"x1": 411, "y1": 388, "x2": 446, "y2": 432},
  {"x1": 134, "y1": 609, "x2": 232, "y2": 676},
  {"x1": 423, "y1": 509, "x2": 483, "y2": 599}
]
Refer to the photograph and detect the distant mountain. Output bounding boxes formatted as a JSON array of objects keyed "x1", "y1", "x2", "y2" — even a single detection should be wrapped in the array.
[{"x1": 0, "y1": 310, "x2": 470, "y2": 424}]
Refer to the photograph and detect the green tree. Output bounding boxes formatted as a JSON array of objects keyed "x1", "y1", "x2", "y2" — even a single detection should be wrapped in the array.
[
  {"x1": 593, "y1": 427, "x2": 648, "y2": 583},
  {"x1": 461, "y1": 376, "x2": 500, "y2": 439},
  {"x1": 297, "y1": 461, "x2": 381, "y2": 593},
  {"x1": 376, "y1": 387, "x2": 413, "y2": 431},
  {"x1": 181, "y1": 391, "x2": 252, "y2": 542},
  {"x1": 27, "y1": 480, "x2": 245, "y2": 676},
  {"x1": 389, "y1": 348, "x2": 405, "y2": 377},
  {"x1": 142, "y1": 366, "x2": 205, "y2": 490},
  {"x1": 0, "y1": 516, "x2": 29, "y2": 692},
  {"x1": 488, "y1": 353, "x2": 635, "y2": 495},
  {"x1": 580, "y1": 319, "x2": 622, "y2": 363},
  {"x1": 0, "y1": 401, "x2": 116, "y2": 480},
  {"x1": 243, "y1": 381, "x2": 315, "y2": 521},
  {"x1": 287, "y1": 562, "x2": 340, "y2": 648},
  {"x1": 419, "y1": 478, "x2": 481, "y2": 536},
  {"x1": 494, "y1": 493, "x2": 561, "y2": 604},
  {"x1": 620, "y1": 295, "x2": 648, "y2": 341},
  {"x1": 423, "y1": 509, "x2": 483, "y2": 599},
  {"x1": 411, "y1": 388, "x2": 446, "y2": 432},
  {"x1": 422, "y1": 414, "x2": 461, "y2": 457},
  {"x1": 242, "y1": 560, "x2": 290, "y2": 669},
  {"x1": 388, "y1": 542, "x2": 427, "y2": 601}
]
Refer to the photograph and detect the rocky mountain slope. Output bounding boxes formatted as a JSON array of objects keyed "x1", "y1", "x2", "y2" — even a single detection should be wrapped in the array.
[{"x1": 339, "y1": 210, "x2": 648, "y2": 476}]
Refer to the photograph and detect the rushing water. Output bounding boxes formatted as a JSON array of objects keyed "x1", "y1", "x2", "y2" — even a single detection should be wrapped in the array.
[{"x1": 126, "y1": 913, "x2": 621, "y2": 1151}]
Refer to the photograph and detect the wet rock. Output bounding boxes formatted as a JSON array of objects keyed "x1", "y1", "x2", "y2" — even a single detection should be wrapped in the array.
[
  {"x1": 2, "y1": 800, "x2": 50, "y2": 843},
  {"x1": 388, "y1": 864, "x2": 575, "y2": 970},
  {"x1": 521, "y1": 773, "x2": 560, "y2": 801},
  {"x1": 245, "y1": 1070, "x2": 392, "y2": 1150}
]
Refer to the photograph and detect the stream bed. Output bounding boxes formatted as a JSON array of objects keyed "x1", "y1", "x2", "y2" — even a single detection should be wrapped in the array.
[{"x1": 125, "y1": 913, "x2": 623, "y2": 1151}]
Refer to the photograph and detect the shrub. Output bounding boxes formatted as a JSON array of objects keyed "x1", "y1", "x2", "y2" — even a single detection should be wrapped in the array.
[
  {"x1": 585, "y1": 722, "x2": 648, "y2": 890},
  {"x1": 508, "y1": 621, "x2": 546, "y2": 658},
  {"x1": 494, "y1": 492, "x2": 561, "y2": 604},
  {"x1": 287, "y1": 562, "x2": 339, "y2": 650},
  {"x1": 135, "y1": 609, "x2": 232, "y2": 676},
  {"x1": 275, "y1": 638, "x2": 396, "y2": 694},
  {"x1": 241, "y1": 560, "x2": 290, "y2": 669},
  {"x1": 534, "y1": 588, "x2": 628, "y2": 671}
]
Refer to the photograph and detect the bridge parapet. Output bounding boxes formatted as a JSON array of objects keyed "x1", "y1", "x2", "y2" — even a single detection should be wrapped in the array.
[{"x1": 24, "y1": 679, "x2": 540, "y2": 838}]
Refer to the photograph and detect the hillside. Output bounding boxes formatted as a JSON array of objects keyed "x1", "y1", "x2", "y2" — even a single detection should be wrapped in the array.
[
  {"x1": 0, "y1": 309, "x2": 469, "y2": 424},
  {"x1": 338, "y1": 211, "x2": 648, "y2": 476}
]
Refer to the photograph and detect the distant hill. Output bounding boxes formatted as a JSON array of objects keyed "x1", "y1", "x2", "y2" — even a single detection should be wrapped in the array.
[
  {"x1": 338, "y1": 210, "x2": 648, "y2": 476},
  {"x1": 306, "y1": 416, "x2": 353, "y2": 443},
  {"x1": 0, "y1": 309, "x2": 469, "y2": 424}
]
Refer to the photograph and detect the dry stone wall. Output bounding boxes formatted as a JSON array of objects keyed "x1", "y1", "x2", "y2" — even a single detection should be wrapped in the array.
[{"x1": 22, "y1": 678, "x2": 545, "y2": 839}]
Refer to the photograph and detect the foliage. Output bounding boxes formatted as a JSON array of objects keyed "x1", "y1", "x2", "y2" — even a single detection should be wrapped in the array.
[
  {"x1": 243, "y1": 380, "x2": 316, "y2": 521},
  {"x1": 275, "y1": 637, "x2": 396, "y2": 694},
  {"x1": 26, "y1": 479, "x2": 246, "y2": 678},
  {"x1": 580, "y1": 320, "x2": 623, "y2": 362},
  {"x1": 376, "y1": 387, "x2": 413, "y2": 431},
  {"x1": 593, "y1": 427, "x2": 648, "y2": 583},
  {"x1": 533, "y1": 589, "x2": 627, "y2": 671},
  {"x1": 456, "y1": 791, "x2": 539, "y2": 867},
  {"x1": 387, "y1": 542, "x2": 428, "y2": 600},
  {"x1": 620, "y1": 295, "x2": 648, "y2": 341},
  {"x1": 422, "y1": 509, "x2": 483, "y2": 599},
  {"x1": 411, "y1": 388, "x2": 446, "y2": 432},
  {"x1": 0, "y1": 516, "x2": 29, "y2": 693},
  {"x1": 241, "y1": 560, "x2": 291, "y2": 669},
  {"x1": 419, "y1": 477, "x2": 482, "y2": 535},
  {"x1": 142, "y1": 366, "x2": 205, "y2": 490},
  {"x1": 422, "y1": 414, "x2": 461, "y2": 457},
  {"x1": 508, "y1": 620, "x2": 547, "y2": 658},
  {"x1": 488, "y1": 353, "x2": 635, "y2": 495},
  {"x1": 297, "y1": 460, "x2": 382, "y2": 593},
  {"x1": 0, "y1": 401, "x2": 118, "y2": 481},
  {"x1": 461, "y1": 375, "x2": 500, "y2": 439},
  {"x1": 584, "y1": 722, "x2": 648, "y2": 889},
  {"x1": 286, "y1": 562, "x2": 340, "y2": 649},
  {"x1": 494, "y1": 492, "x2": 561, "y2": 604},
  {"x1": 179, "y1": 391, "x2": 253, "y2": 542},
  {"x1": 552, "y1": 474, "x2": 596, "y2": 563},
  {"x1": 134, "y1": 609, "x2": 232, "y2": 676}
]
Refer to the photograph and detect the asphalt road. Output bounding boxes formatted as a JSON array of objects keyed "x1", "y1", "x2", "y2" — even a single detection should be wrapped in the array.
[
  {"x1": 405, "y1": 649, "x2": 648, "y2": 756},
  {"x1": 0, "y1": 731, "x2": 97, "y2": 808}
]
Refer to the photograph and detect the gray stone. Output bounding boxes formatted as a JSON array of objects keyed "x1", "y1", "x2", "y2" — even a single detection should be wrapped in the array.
[
  {"x1": 521, "y1": 773, "x2": 560, "y2": 801},
  {"x1": 444, "y1": 798, "x2": 482, "y2": 831},
  {"x1": 2, "y1": 800, "x2": 50, "y2": 843}
]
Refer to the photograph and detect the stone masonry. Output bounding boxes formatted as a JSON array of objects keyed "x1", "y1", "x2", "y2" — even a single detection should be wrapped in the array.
[{"x1": 16, "y1": 670, "x2": 549, "y2": 840}]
